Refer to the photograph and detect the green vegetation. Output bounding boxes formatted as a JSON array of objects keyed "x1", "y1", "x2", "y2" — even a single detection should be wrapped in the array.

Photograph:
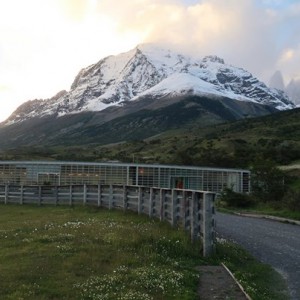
[
  {"x1": 216, "y1": 241, "x2": 289, "y2": 300},
  {"x1": 0, "y1": 204, "x2": 290, "y2": 299},
  {"x1": 0, "y1": 102, "x2": 298, "y2": 299},
  {"x1": 219, "y1": 159, "x2": 300, "y2": 220},
  {"x1": 1, "y1": 108, "x2": 299, "y2": 169},
  {"x1": 0, "y1": 205, "x2": 203, "y2": 300},
  {"x1": 219, "y1": 204, "x2": 300, "y2": 221}
]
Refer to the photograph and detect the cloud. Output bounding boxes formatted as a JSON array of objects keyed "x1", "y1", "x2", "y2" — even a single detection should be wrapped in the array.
[
  {"x1": 0, "y1": 0, "x2": 299, "y2": 121},
  {"x1": 97, "y1": 0, "x2": 300, "y2": 82},
  {"x1": 1, "y1": 0, "x2": 299, "y2": 85},
  {"x1": 277, "y1": 46, "x2": 300, "y2": 82},
  {"x1": 271, "y1": 2, "x2": 300, "y2": 82}
]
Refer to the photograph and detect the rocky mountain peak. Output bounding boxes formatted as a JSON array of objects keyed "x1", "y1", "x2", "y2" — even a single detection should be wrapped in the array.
[
  {"x1": 286, "y1": 78, "x2": 300, "y2": 105},
  {"x1": 3, "y1": 44, "x2": 296, "y2": 126},
  {"x1": 202, "y1": 55, "x2": 225, "y2": 64},
  {"x1": 269, "y1": 70, "x2": 285, "y2": 91}
]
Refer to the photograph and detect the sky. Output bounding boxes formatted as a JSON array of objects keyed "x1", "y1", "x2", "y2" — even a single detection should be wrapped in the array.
[{"x1": 0, "y1": 0, "x2": 299, "y2": 122}]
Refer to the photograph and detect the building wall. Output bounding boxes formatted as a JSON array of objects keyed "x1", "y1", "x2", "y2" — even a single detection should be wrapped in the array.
[{"x1": 0, "y1": 161, "x2": 250, "y2": 193}]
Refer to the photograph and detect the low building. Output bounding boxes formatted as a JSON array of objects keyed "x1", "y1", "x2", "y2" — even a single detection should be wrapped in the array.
[{"x1": 0, "y1": 161, "x2": 250, "y2": 193}]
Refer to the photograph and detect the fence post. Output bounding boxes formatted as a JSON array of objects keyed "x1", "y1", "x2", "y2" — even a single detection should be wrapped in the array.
[
  {"x1": 55, "y1": 186, "x2": 58, "y2": 206},
  {"x1": 5, "y1": 184, "x2": 8, "y2": 204},
  {"x1": 123, "y1": 185, "x2": 128, "y2": 211},
  {"x1": 182, "y1": 191, "x2": 189, "y2": 231},
  {"x1": 159, "y1": 189, "x2": 165, "y2": 221},
  {"x1": 38, "y1": 186, "x2": 42, "y2": 206},
  {"x1": 190, "y1": 191, "x2": 196, "y2": 242},
  {"x1": 171, "y1": 189, "x2": 176, "y2": 227},
  {"x1": 138, "y1": 187, "x2": 142, "y2": 214},
  {"x1": 98, "y1": 184, "x2": 102, "y2": 207},
  {"x1": 69, "y1": 185, "x2": 73, "y2": 206},
  {"x1": 20, "y1": 185, "x2": 24, "y2": 205},
  {"x1": 149, "y1": 188, "x2": 154, "y2": 217},
  {"x1": 109, "y1": 185, "x2": 113, "y2": 210},
  {"x1": 83, "y1": 184, "x2": 87, "y2": 205},
  {"x1": 203, "y1": 193, "x2": 215, "y2": 257}
]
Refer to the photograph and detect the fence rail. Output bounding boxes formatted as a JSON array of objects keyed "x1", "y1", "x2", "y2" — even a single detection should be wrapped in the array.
[{"x1": 0, "y1": 184, "x2": 215, "y2": 256}]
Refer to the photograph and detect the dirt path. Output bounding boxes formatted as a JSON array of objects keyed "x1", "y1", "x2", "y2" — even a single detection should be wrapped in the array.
[{"x1": 197, "y1": 265, "x2": 248, "y2": 300}]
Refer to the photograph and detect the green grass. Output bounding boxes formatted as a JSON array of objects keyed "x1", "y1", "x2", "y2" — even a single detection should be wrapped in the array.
[
  {"x1": 249, "y1": 203, "x2": 300, "y2": 221},
  {"x1": 0, "y1": 205, "x2": 203, "y2": 300},
  {"x1": 289, "y1": 177, "x2": 300, "y2": 190},
  {"x1": 218, "y1": 204, "x2": 300, "y2": 221},
  {"x1": 0, "y1": 204, "x2": 291, "y2": 300},
  {"x1": 215, "y1": 240, "x2": 290, "y2": 300}
]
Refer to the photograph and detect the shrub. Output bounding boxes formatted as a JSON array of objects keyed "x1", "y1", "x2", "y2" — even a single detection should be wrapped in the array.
[
  {"x1": 282, "y1": 189, "x2": 300, "y2": 211},
  {"x1": 250, "y1": 159, "x2": 286, "y2": 202},
  {"x1": 219, "y1": 188, "x2": 255, "y2": 208}
]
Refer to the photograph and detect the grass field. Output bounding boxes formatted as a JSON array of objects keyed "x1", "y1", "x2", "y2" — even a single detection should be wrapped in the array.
[
  {"x1": 0, "y1": 204, "x2": 290, "y2": 300},
  {"x1": 0, "y1": 205, "x2": 203, "y2": 300}
]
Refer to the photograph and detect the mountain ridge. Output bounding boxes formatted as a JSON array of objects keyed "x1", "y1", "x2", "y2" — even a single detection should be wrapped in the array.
[
  {"x1": 269, "y1": 70, "x2": 300, "y2": 106},
  {"x1": 0, "y1": 95, "x2": 278, "y2": 150},
  {"x1": 0, "y1": 44, "x2": 297, "y2": 151},
  {"x1": 3, "y1": 44, "x2": 295, "y2": 126}
]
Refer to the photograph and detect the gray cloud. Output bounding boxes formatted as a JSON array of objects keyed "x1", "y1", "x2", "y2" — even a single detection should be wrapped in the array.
[{"x1": 98, "y1": 0, "x2": 300, "y2": 83}]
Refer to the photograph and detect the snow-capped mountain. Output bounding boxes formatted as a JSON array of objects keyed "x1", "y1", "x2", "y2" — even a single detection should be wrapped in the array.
[{"x1": 4, "y1": 44, "x2": 295, "y2": 125}]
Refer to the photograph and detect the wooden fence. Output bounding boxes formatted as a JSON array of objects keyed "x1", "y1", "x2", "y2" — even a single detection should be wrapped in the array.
[{"x1": 0, "y1": 184, "x2": 215, "y2": 256}]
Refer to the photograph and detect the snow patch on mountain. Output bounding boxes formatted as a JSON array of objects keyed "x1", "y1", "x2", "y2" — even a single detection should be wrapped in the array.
[{"x1": 134, "y1": 72, "x2": 253, "y2": 102}]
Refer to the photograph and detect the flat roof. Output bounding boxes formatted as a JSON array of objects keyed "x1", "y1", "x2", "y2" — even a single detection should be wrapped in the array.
[{"x1": 0, "y1": 160, "x2": 250, "y2": 173}]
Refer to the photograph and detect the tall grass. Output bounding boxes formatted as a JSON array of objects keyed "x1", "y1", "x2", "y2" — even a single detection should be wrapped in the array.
[{"x1": 0, "y1": 205, "x2": 203, "y2": 300}]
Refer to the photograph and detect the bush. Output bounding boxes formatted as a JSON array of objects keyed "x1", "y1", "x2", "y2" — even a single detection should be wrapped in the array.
[
  {"x1": 219, "y1": 188, "x2": 255, "y2": 208},
  {"x1": 283, "y1": 189, "x2": 300, "y2": 211},
  {"x1": 250, "y1": 159, "x2": 286, "y2": 202}
]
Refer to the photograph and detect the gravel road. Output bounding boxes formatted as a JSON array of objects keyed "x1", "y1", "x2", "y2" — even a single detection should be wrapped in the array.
[{"x1": 215, "y1": 212, "x2": 300, "y2": 300}]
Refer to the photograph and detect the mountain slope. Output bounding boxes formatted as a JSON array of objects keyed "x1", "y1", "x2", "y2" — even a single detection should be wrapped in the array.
[
  {"x1": 1, "y1": 107, "x2": 299, "y2": 168},
  {"x1": 81, "y1": 107, "x2": 300, "y2": 167},
  {"x1": 3, "y1": 44, "x2": 294, "y2": 126},
  {"x1": 269, "y1": 70, "x2": 300, "y2": 106},
  {"x1": 0, "y1": 95, "x2": 277, "y2": 149},
  {"x1": 0, "y1": 44, "x2": 296, "y2": 151}
]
